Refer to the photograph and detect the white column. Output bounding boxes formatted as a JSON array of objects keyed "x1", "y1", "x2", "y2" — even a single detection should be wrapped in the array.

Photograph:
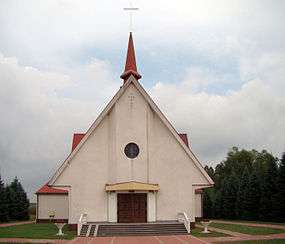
[
  {"x1": 108, "y1": 192, "x2": 117, "y2": 222},
  {"x1": 147, "y1": 192, "x2": 156, "y2": 222}
]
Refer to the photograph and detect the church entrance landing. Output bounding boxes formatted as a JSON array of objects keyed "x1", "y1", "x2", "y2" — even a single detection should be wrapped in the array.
[{"x1": 117, "y1": 193, "x2": 147, "y2": 223}]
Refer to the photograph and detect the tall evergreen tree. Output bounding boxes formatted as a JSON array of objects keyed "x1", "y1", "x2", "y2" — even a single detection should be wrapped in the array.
[
  {"x1": 213, "y1": 191, "x2": 222, "y2": 218},
  {"x1": 8, "y1": 178, "x2": 29, "y2": 220},
  {"x1": 221, "y1": 170, "x2": 239, "y2": 219},
  {"x1": 273, "y1": 153, "x2": 285, "y2": 222},
  {"x1": 204, "y1": 166, "x2": 215, "y2": 181},
  {"x1": 243, "y1": 170, "x2": 260, "y2": 220},
  {"x1": 203, "y1": 189, "x2": 213, "y2": 218},
  {"x1": 236, "y1": 166, "x2": 250, "y2": 218},
  {"x1": 259, "y1": 155, "x2": 278, "y2": 220},
  {"x1": 0, "y1": 175, "x2": 8, "y2": 222}
]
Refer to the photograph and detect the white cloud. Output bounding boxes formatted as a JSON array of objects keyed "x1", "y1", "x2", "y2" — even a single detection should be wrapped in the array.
[
  {"x1": 0, "y1": 53, "x2": 117, "y2": 201},
  {"x1": 150, "y1": 63, "x2": 285, "y2": 167}
]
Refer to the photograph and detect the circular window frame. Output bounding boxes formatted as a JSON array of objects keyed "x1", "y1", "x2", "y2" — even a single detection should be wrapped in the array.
[{"x1": 124, "y1": 142, "x2": 140, "y2": 159}]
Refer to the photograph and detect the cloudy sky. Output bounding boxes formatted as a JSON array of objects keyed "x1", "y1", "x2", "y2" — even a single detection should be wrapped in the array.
[{"x1": 0, "y1": 0, "x2": 285, "y2": 201}]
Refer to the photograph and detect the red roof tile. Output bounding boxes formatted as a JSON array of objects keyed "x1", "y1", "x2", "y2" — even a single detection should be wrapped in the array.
[
  {"x1": 72, "y1": 133, "x2": 85, "y2": 151},
  {"x1": 179, "y1": 133, "x2": 189, "y2": 148},
  {"x1": 36, "y1": 183, "x2": 68, "y2": 194}
]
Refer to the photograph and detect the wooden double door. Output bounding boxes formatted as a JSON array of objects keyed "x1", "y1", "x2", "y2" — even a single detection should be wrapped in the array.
[{"x1": 117, "y1": 193, "x2": 147, "y2": 223}]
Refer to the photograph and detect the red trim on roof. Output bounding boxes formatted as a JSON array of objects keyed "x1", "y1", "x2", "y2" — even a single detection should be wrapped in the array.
[
  {"x1": 36, "y1": 183, "x2": 68, "y2": 194},
  {"x1": 179, "y1": 133, "x2": 189, "y2": 148},
  {"x1": 72, "y1": 133, "x2": 85, "y2": 151}
]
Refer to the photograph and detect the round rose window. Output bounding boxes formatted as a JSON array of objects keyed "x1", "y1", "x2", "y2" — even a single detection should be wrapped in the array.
[{"x1": 124, "y1": 143, "x2": 139, "y2": 159}]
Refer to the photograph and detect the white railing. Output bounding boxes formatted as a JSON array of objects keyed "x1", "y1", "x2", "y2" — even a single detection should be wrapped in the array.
[
  {"x1": 77, "y1": 213, "x2": 87, "y2": 236},
  {"x1": 177, "y1": 212, "x2": 191, "y2": 233}
]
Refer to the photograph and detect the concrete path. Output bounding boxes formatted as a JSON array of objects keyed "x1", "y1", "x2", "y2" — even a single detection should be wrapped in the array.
[
  {"x1": 212, "y1": 220, "x2": 285, "y2": 230},
  {"x1": 66, "y1": 235, "x2": 210, "y2": 244},
  {"x1": 0, "y1": 221, "x2": 34, "y2": 228}
]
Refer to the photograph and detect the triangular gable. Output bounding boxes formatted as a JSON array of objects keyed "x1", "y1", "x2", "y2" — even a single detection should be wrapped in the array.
[{"x1": 49, "y1": 76, "x2": 214, "y2": 186}]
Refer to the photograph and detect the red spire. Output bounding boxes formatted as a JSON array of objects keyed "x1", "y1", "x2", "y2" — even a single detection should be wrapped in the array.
[{"x1": 120, "y1": 32, "x2": 141, "y2": 83}]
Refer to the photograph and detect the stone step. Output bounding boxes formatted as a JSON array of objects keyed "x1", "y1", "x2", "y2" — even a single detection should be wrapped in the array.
[
  {"x1": 97, "y1": 223, "x2": 188, "y2": 237},
  {"x1": 89, "y1": 224, "x2": 97, "y2": 237},
  {"x1": 79, "y1": 224, "x2": 89, "y2": 237}
]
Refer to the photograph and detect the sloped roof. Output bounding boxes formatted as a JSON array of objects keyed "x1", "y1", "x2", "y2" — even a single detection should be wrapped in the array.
[
  {"x1": 36, "y1": 183, "x2": 68, "y2": 194},
  {"x1": 49, "y1": 76, "x2": 214, "y2": 186},
  {"x1": 179, "y1": 133, "x2": 189, "y2": 148},
  {"x1": 72, "y1": 133, "x2": 85, "y2": 151}
]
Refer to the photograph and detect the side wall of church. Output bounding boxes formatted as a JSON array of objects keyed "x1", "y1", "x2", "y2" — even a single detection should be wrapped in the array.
[{"x1": 37, "y1": 194, "x2": 69, "y2": 220}]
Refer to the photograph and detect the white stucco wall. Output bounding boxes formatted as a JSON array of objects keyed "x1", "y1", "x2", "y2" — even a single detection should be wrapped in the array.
[
  {"x1": 53, "y1": 81, "x2": 211, "y2": 223},
  {"x1": 195, "y1": 194, "x2": 202, "y2": 218},
  {"x1": 37, "y1": 194, "x2": 68, "y2": 220}
]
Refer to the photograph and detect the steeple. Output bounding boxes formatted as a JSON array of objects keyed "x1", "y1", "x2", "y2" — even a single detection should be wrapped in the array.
[{"x1": 120, "y1": 32, "x2": 142, "y2": 83}]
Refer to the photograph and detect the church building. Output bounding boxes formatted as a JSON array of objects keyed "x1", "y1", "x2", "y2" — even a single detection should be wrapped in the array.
[{"x1": 36, "y1": 33, "x2": 214, "y2": 233}]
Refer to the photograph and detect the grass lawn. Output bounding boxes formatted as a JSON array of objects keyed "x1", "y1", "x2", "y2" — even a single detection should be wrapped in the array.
[
  {"x1": 215, "y1": 219, "x2": 285, "y2": 226},
  {"x1": 191, "y1": 227, "x2": 229, "y2": 237},
  {"x1": 0, "y1": 223, "x2": 76, "y2": 240},
  {"x1": 210, "y1": 222, "x2": 285, "y2": 235},
  {"x1": 218, "y1": 239, "x2": 285, "y2": 244}
]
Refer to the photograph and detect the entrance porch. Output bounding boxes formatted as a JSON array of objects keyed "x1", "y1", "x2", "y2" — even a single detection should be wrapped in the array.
[{"x1": 105, "y1": 181, "x2": 159, "y2": 223}]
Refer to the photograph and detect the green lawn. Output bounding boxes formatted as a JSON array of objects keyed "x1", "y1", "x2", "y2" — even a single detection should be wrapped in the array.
[
  {"x1": 191, "y1": 227, "x2": 229, "y2": 237},
  {"x1": 214, "y1": 219, "x2": 285, "y2": 226},
  {"x1": 218, "y1": 239, "x2": 285, "y2": 244},
  {"x1": 210, "y1": 222, "x2": 285, "y2": 235},
  {"x1": 0, "y1": 223, "x2": 76, "y2": 240}
]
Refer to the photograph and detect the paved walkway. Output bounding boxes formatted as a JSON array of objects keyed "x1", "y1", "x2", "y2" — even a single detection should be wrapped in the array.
[
  {"x1": 0, "y1": 221, "x2": 34, "y2": 228},
  {"x1": 212, "y1": 220, "x2": 285, "y2": 230},
  {"x1": 65, "y1": 235, "x2": 209, "y2": 244}
]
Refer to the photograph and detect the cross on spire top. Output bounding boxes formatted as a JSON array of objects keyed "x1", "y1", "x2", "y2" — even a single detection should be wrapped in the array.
[{"x1": 123, "y1": 2, "x2": 139, "y2": 32}]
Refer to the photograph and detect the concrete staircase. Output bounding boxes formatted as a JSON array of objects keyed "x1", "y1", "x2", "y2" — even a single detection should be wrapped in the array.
[
  {"x1": 79, "y1": 224, "x2": 97, "y2": 237},
  {"x1": 96, "y1": 222, "x2": 188, "y2": 236}
]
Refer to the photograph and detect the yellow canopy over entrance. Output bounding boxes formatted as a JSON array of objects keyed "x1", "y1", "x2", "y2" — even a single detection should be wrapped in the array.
[{"x1": 105, "y1": 181, "x2": 159, "y2": 191}]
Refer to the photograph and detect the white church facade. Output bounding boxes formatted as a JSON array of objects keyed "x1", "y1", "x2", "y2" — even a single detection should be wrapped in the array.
[{"x1": 36, "y1": 33, "x2": 214, "y2": 231}]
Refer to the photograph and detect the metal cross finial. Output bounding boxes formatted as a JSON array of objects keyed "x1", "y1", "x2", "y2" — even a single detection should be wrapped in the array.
[{"x1": 123, "y1": 1, "x2": 139, "y2": 32}]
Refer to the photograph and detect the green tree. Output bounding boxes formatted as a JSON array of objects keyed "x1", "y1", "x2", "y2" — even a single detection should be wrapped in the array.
[
  {"x1": 221, "y1": 170, "x2": 239, "y2": 219},
  {"x1": 213, "y1": 191, "x2": 222, "y2": 218},
  {"x1": 203, "y1": 188, "x2": 213, "y2": 218},
  {"x1": 8, "y1": 178, "x2": 29, "y2": 220},
  {"x1": 0, "y1": 175, "x2": 8, "y2": 222},
  {"x1": 236, "y1": 166, "x2": 250, "y2": 218},
  {"x1": 259, "y1": 155, "x2": 278, "y2": 220},
  {"x1": 204, "y1": 166, "x2": 215, "y2": 181},
  {"x1": 273, "y1": 153, "x2": 285, "y2": 222},
  {"x1": 243, "y1": 170, "x2": 261, "y2": 220}
]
